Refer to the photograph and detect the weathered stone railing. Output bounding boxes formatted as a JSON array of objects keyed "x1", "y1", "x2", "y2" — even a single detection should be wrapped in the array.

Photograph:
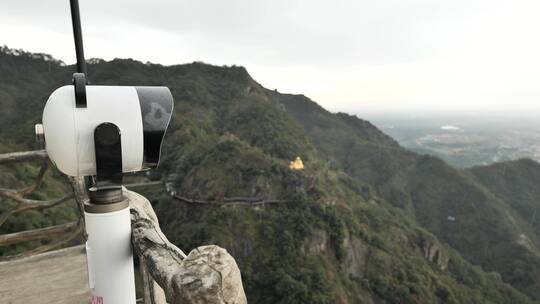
[
  {"x1": 128, "y1": 190, "x2": 246, "y2": 304},
  {"x1": 0, "y1": 150, "x2": 247, "y2": 303}
]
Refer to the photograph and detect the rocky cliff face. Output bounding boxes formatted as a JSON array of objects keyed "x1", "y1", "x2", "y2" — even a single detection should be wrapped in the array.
[
  {"x1": 421, "y1": 240, "x2": 449, "y2": 271},
  {"x1": 342, "y1": 235, "x2": 369, "y2": 279}
]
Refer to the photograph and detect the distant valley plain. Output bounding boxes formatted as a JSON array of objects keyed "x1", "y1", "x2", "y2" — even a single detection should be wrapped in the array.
[{"x1": 365, "y1": 113, "x2": 540, "y2": 168}]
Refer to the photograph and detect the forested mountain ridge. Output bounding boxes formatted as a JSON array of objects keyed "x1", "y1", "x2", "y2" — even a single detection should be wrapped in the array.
[
  {"x1": 273, "y1": 87, "x2": 540, "y2": 299},
  {"x1": 1, "y1": 46, "x2": 539, "y2": 303}
]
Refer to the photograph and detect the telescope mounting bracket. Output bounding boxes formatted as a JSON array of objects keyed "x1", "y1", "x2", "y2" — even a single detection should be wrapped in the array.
[{"x1": 88, "y1": 122, "x2": 124, "y2": 204}]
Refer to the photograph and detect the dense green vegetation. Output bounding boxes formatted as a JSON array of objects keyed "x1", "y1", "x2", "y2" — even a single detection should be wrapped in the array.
[
  {"x1": 274, "y1": 89, "x2": 540, "y2": 301},
  {"x1": 1, "y1": 46, "x2": 540, "y2": 303}
]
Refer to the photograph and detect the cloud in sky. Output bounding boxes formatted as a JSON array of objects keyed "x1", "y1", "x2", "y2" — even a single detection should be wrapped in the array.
[{"x1": 1, "y1": 0, "x2": 539, "y2": 114}]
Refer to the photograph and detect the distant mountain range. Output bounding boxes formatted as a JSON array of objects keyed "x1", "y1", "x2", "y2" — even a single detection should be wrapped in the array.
[{"x1": 1, "y1": 46, "x2": 540, "y2": 303}]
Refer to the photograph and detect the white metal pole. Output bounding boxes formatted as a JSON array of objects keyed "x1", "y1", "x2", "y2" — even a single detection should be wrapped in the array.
[{"x1": 84, "y1": 206, "x2": 136, "y2": 304}]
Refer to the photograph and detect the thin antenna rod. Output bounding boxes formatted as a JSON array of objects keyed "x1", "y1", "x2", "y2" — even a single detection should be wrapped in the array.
[{"x1": 70, "y1": 0, "x2": 87, "y2": 76}]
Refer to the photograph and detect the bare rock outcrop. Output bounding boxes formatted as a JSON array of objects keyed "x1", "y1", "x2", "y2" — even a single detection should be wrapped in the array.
[
  {"x1": 421, "y1": 240, "x2": 449, "y2": 271},
  {"x1": 342, "y1": 236, "x2": 369, "y2": 279}
]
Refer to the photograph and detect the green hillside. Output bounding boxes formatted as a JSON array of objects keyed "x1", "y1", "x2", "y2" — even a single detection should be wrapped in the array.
[
  {"x1": 274, "y1": 89, "x2": 540, "y2": 300},
  {"x1": 1, "y1": 46, "x2": 539, "y2": 303},
  {"x1": 469, "y1": 158, "x2": 540, "y2": 232}
]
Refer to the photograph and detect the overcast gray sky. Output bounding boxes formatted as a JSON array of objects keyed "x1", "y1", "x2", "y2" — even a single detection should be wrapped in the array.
[{"x1": 1, "y1": 0, "x2": 539, "y2": 115}]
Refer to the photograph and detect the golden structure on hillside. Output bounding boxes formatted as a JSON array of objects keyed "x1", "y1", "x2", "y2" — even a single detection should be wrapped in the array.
[{"x1": 289, "y1": 156, "x2": 304, "y2": 170}]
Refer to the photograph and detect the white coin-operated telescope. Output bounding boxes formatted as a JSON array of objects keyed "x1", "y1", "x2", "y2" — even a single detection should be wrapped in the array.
[
  {"x1": 33, "y1": 1, "x2": 174, "y2": 303},
  {"x1": 36, "y1": 74, "x2": 173, "y2": 303},
  {"x1": 41, "y1": 80, "x2": 173, "y2": 178}
]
